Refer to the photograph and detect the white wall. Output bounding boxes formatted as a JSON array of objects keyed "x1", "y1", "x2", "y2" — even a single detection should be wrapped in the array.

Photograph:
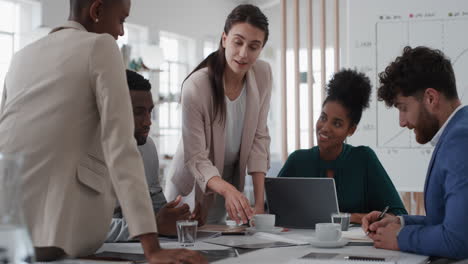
[
  {"x1": 38, "y1": 0, "x2": 237, "y2": 44},
  {"x1": 38, "y1": 0, "x2": 348, "y2": 52},
  {"x1": 36, "y1": 0, "x2": 348, "y2": 76}
]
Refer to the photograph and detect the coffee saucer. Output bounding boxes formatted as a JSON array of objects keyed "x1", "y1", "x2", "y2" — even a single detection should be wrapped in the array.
[
  {"x1": 246, "y1": 226, "x2": 283, "y2": 234},
  {"x1": 308, "y1": 237, "x2": 349, "y2": 248}
]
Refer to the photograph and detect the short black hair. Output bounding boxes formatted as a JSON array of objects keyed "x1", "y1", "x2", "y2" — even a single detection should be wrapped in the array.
[
  {"x1": 324, "y1": 69, "x2": 372, "y2": 126},
  {"x1": 69, "y1": 0, "x2": 93, "y2": 16},
  {"x1": 70, "y1": 0, "x2": 91, "y2": 9},
  {"x1": 126, "y1": 70, "x2": 151, "y2": 91},
  {"x1": 378, "y1": 46, "x2": 458, "y2": 107},
  {"x1": 69, "y1": 0, "x2": 122, "y2": 17}
]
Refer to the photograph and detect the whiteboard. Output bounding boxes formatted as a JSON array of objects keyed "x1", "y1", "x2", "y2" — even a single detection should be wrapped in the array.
[{"x1": 344, "y1": 0, "x2": 468, "y2": 191}]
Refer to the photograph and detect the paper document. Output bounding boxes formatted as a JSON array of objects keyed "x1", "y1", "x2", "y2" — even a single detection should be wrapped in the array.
[
  {"x1": 254, "y1": 232, "x2": 308, "y2": 245},
  {"x1": 287, "y1": 252, "x2": 398, "y2": 264},
  {"x1": 204, "y1": 232, "x2": 307, "y2": 249},
  {"x1": 83, "y1": 249, "x2": 242, "y2": 263},
  {"x1": 342, "y1": 227, "x2": 373, "y2": 242},
  {"x1": 158, "y1": 230, "x2": 221, "y2": 242},
  {"x1": 199, "y1": 224, "x2": 246, "y2": 234},
  {"x1": 81, "y1": 251, "x2": 145, "y2": 263}
]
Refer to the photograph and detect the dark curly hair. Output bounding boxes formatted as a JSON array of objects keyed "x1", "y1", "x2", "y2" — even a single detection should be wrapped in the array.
[
  {"x1": 324, "y1": 69, "x2": 372, "y2": 126},
  {"x1": 126, "y1": 70, "x2": 151, "y2": 91},
  {"x1": 377, "y1": 46, "x2": 457, "y2": 107}
]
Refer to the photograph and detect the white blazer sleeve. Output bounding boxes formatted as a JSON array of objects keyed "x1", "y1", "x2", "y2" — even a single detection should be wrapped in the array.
[
  {"x1": 1, "y1": 81, "x2": 6, "y2": 114},
  {"x1": 89, "y1": 34, "x2": 157, "y2": 238},
  {"x1": 181, "y1": 77, "x2": 220, "y2": 193},
  {"x1": 247, "y1": 62, "x2": 272, "y2": 174}
]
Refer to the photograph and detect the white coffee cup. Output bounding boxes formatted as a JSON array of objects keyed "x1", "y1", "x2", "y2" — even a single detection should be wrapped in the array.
[
  {"x1": 250, "y1": 214, "x2": 275, "y2": 231},
  {"x1": 315, "y1": 223, "x2": 342, "y2": 241}
]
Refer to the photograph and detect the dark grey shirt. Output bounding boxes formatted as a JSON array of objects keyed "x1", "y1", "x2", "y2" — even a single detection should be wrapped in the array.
[{"x1": 105, "y1": 136, "x2": 167, "y2": 242}]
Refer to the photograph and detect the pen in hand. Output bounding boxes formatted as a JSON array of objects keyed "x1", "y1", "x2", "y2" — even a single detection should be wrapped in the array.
[{"x1": 365, "y1": 206, "x2": 389, "y2": 235}]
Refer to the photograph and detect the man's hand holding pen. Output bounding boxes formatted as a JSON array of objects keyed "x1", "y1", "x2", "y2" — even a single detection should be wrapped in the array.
[
  {"x1": 363, "y1": 206, "x2": 389, "y2": 235},
  {"x1": 361, "y1": 207, "x2": 401, "y2": 251}
]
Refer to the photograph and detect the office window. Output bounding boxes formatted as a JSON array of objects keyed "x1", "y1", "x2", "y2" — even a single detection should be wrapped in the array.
[
  {"x1": 0, "y1": 0, "x2": 16, "y2": 32},
  {"x1": 158, "y1": 31, "x2": 195, "y2": 156},
  {"x1": 0, "y1": 33, "x2": 14, "y2": 92},
  {"x1": 203, "y1": 40, "x2": 217, "y2": 59},
  {"x1": 117, "y1": 23, "x2": 148, "y2": 59},
  {"x1": 285, "y1": 48, "x2": 335, "y2": 153},
  {"x1": 0, "y1": 0, "x2": 41, "y2": 97},
  {"x1": 0, "y1": 0, "x2": 16, "y2": 94},
  {"x1": 116, "y1": 25, "x2": 130, "y2": 48}
]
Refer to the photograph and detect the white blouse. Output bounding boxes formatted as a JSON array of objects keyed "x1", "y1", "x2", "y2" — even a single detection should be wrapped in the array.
[{"x1": 224, "y1": 83, "x2": 246, "y2": 169}]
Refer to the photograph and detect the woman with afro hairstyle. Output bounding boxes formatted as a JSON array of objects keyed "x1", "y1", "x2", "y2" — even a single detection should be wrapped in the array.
[{"x1": 278, "y1": 69, "x2": 407, "y2": 224}]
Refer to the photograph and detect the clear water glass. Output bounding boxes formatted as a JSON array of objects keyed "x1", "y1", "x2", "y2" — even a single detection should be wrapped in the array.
[
  {"x1": 331, "y1": 213, "x2": 351, "y2": 231},
  {"x1": 176, "y1": 220, "x2": 198, "y2": 247},
  {"x1": 0, "y1": 153, "x2": 35, "y2": 263}
]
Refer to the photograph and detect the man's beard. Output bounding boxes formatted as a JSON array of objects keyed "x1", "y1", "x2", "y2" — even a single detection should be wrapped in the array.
[{"x1": 414, "y1": 106, "x2": 440, "y2": 144}]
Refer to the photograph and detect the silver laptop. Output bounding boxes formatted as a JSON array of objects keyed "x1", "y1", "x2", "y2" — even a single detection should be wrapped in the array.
[{"x1": 265, "y1": 177, "x2": 340, "y2": 229}]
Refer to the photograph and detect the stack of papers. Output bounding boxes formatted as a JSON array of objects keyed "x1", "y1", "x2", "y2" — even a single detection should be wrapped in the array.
[
  {"x1": 199, "y1": 224, "x2": 246, "y2": 234},
  {"x1": 204, "y1": 232, "x2": 308, "y2": 249},
  {"x1": 342, "y1": 228, "x2": 373, "y2": 243}
]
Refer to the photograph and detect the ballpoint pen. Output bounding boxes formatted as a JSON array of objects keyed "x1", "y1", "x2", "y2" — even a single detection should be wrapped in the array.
[
  {"x1": 344, "y1": 255, "x2": 386, "y2": 261},
  {"x1": 365, "y1": 205, "x2": 389, "y2": 235}
]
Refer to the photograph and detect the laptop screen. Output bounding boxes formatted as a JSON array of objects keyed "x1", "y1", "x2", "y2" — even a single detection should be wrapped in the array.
[{"x1": 265, "y1": 177, "x2": 340, "y2": 229}]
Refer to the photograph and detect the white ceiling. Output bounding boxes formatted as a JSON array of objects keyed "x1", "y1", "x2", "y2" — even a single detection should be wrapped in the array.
[{"x1": 226, "y1": 0, "x2": 280, "y2": 9}]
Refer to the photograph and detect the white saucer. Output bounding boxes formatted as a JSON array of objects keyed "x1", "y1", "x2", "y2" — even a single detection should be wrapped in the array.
[
  {"x1": 246, "y1": 226, "x2": 283, "y2": 234},
  {"x1": 308, "y1": 237, "x2": 349, "y2": 248}
]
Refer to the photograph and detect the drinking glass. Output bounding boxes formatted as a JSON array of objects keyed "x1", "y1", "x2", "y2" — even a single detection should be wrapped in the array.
[
  {"x1": 331, "y1": 213, "x2": 351, "y2": 231},
  {"x1": 0, "y1": 154, "x2": 35, "y2": 263},
  {"x1": 176, "y1": 220, "x2": 198, "y2": 247}
]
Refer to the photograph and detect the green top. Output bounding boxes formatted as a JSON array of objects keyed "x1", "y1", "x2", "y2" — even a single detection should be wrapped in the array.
[{"x1": 278, "y1": 144, "x2": 407, "y2": 215}]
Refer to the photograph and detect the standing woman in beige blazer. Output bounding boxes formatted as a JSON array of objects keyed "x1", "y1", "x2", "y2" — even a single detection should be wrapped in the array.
[{"x1": 168, "y1": 4, "x2": 272, "y2": 225}]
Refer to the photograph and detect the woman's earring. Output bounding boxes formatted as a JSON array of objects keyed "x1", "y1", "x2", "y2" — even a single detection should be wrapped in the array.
[{"x1": 95, "y1": 18, "x2": 99, "y2": 23}]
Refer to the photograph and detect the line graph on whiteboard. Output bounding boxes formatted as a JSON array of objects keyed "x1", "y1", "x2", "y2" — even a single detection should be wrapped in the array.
[{"x1": 375, "y1": 18, "x2": 468, "y2": 149}]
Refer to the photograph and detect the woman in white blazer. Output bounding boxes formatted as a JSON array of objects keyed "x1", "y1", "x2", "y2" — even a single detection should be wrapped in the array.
[
  {"x1": 168, "y1": 4, "x2": 272, "y2": 225},
  {"x1": 0, "y1": 0, "x2": 205, "y2": 263}
]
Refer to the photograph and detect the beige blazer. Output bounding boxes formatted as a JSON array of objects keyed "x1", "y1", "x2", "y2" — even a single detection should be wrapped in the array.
[
  {"x1": 0, "y1": 21, "x2": 156, "y2": 257},
  {"x1": 170, "y1": 60, "x2": 272, "y2": 199}
]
